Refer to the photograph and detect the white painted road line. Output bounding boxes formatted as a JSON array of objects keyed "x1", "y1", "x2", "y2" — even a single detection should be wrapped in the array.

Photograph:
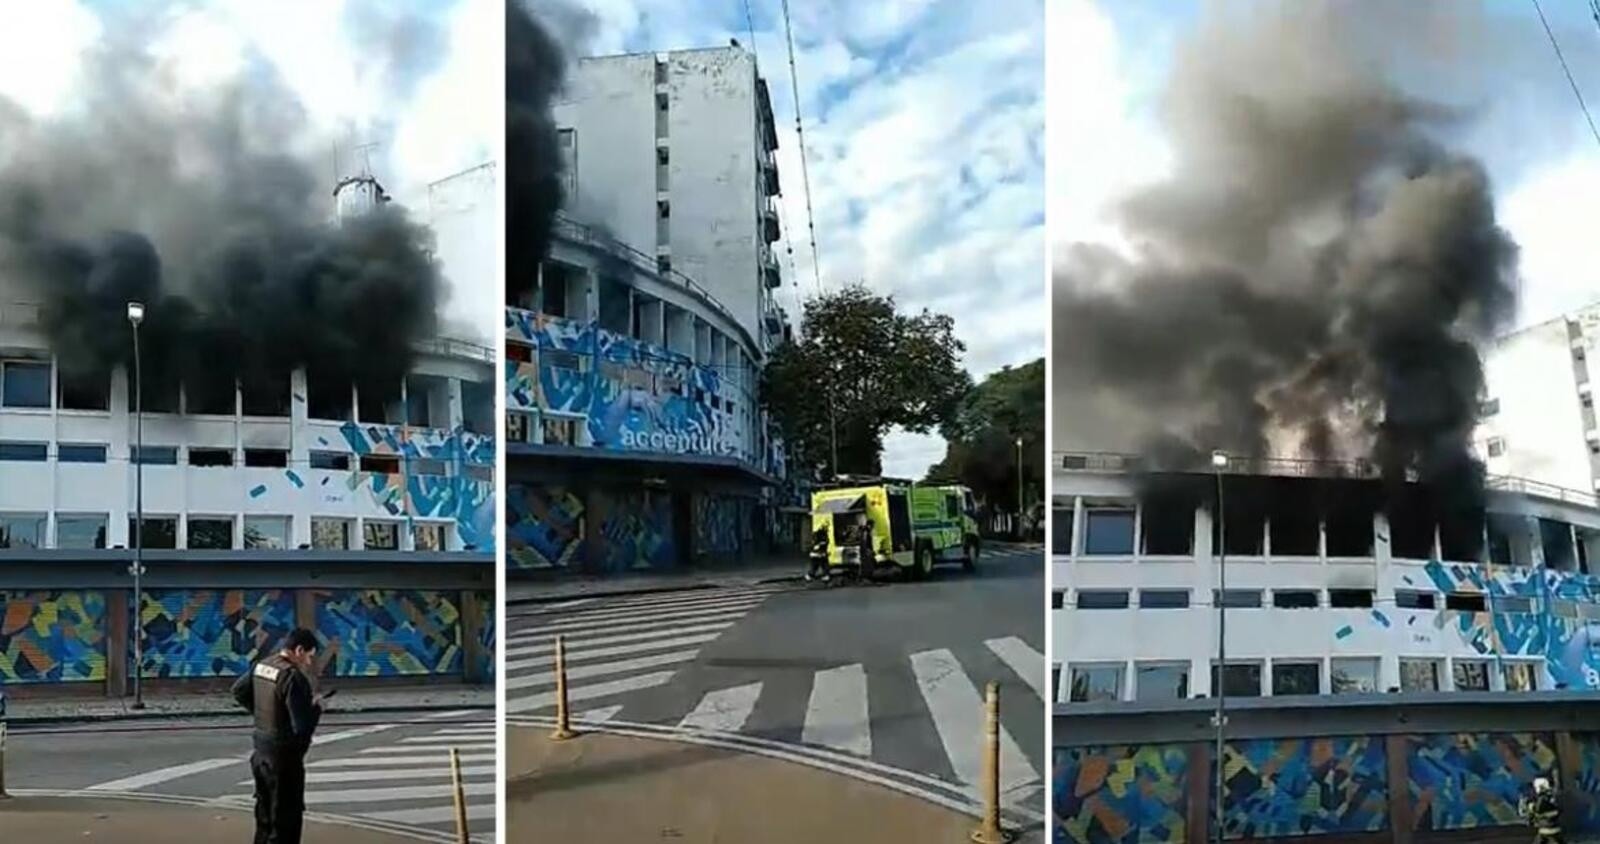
[
  {"x1": 302, "y1": 781, "x2": 496, "y2": 804},
  {"x1": 87, "y1": 757, "x2": 240, "y2": 791},
  {"x1": 679, "y1": 682, "x2": 763, "y2": 733},
  {"x1": 984, "y1": 637, "x2": 1046, "y2": 701},
  {"x1": 503, "y1": 622, "x2": 735, "y2": 667},
  {"x1": 802, "y1": 663, "x2": 872, "y2": 757},
  {"x1": 503, "y1": 610, "x2": 755, "y2": 655},
  {"x1": 509, "y1": 633, "x2": 722, "y2": 674},
  {"x1": 506, "y1": 670, "x2": 678, "y2": 713},
  {"x1": 302, "y1": 766, "x2": 497, "y2": 784},
  {"x1": 577, "y1": 705, "x2": 623, "y2": 722},
  {"x1": 506, "y1": 648, "x2": 700, "y2": 691},
  {"x1": 362, "y1": 801, "x2": 499, "y2": 825},
  {"x1": 308, "y1": 753, "x2": 496, "y2": 768},
  {"x1": 909, "y1": 648, "x2": 1038, "y2": 794},
  {"x1": 506, "y1": 601, "x2": 767, "y2": 642},
  {"x1": 514, "y1": 588, "x2": 784, "y2": 625}
]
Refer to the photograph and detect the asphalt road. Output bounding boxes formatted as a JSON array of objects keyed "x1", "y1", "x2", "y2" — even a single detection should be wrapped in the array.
[
  {"x1": 8, "y1": 710, "x2": 495, "y2": 843},
  {"x1": 504, "y1": 542, "x2": 1047, "y2": 818}
]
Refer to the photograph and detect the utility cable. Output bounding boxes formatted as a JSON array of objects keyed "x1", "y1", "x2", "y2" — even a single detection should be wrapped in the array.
[
  {"x1": 780, "y1": 0, "x2": 823, "y2": 295},
  {"x1": 1532, "y1": 0, "x2": 1600, "y2": 152}
]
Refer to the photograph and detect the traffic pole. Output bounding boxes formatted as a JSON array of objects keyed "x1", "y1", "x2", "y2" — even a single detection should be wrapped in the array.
[
  {"x1": 970, "y1": 681, "x2": 1012, "y2": 843},
  {"x1": 550, "y1": 634, "x2": 575, "y2": 741},
  {"x1": 450, "y1": 747, "x2": 469, "y2": 843}
]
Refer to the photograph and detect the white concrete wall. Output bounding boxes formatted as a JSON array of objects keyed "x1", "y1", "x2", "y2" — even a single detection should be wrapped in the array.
[{"x1": 555, "y1": 53, "x2": 660, "y2": 263}]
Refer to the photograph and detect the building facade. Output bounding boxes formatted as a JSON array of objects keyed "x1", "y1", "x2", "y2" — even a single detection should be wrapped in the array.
[
  {"x1": 506, "y1": 45, "x2": 791, "y2": 576},
  {"x1": 1474, "y1": 300, "x2": 1600, "y2": 492},
  {"x1": 1052, "y1": 452, "x2": 1600, "y2": 705}
]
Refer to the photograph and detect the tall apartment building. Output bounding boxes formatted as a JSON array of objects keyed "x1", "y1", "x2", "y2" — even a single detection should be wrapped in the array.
[{"x1": 1474, "y1": 301, "x2": 1600, "y2": 492}]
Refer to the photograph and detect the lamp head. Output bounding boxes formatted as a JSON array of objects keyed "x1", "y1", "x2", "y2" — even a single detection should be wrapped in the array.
[
  {"x1": 126, "y1": 301, "x2": 145, "y2": 326},
  {"x1": 1210, "y1": 450, "x2": 1229, "y2": 470}
]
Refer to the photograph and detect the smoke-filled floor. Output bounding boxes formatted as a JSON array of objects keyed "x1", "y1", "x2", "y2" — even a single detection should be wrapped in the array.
[
  {"x1": 0, "y1": 16, "x2": 445, "y2": 408},
  {"x1": 1053, "y1": 2, "x2": 1521, "y2": 512}
]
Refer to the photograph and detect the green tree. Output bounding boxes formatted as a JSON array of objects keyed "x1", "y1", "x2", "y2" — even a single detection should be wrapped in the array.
[
  {"x1": 925, "y1": 358, "x2": 1045, "y2": 518},
  {"x1": 763, "y1": 285, "x2": 971, "y2": 479}
]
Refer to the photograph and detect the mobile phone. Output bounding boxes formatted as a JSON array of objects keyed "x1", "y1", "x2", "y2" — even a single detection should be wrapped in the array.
[{"x1": 320, "y1": 688, "x2": 339, "y2": 700}]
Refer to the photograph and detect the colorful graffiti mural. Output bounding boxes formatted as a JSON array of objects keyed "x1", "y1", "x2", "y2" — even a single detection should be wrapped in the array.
[
  {"x1": 138, "y1": 589, "x2": 295, "y2": 678},
  {"x1": 1056, "y1": 744, "x2": 1189, "y2": 844},
  {"x1": 1217, "y1": 737, "x2": 1388, "y2": 839},
  {"x1": 476, "y1": 590, "x2": 495, "y2": 683},
  {"x1": 507, "y1": 309, "x2": 754, "y2": 465},
  {"x1": 597, "y1": 488, "x2": 677, "y2": 572},
  {"x1": 1406, "y1": 732, "x2": 1557, "y2": 830},
  {"x1": 338, "y1": 422, "x2": 496, "y2": 552},
  {"x1": 1573, "y1": 733, "x2": 1600, "y2": 835},
  {"x1": 508, "y1": 483, "x2": 585, "y2": 570},
  {"x1": 0, "y1": 590, "x2": 107, "y2": 683},
  {"x1": 695, "y1": 494, "x2": 748, "y2": 558},
  {"x1": 314, "y1": 589, "x2": 462, "y2": 677}
]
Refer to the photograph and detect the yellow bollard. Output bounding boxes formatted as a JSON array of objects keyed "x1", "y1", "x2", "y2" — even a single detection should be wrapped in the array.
[
  {"x1": 970, "y1": 681, "x2": 1012, "y2": 843},
  {"x1": 549, "y1": 634, "x2": 576, "y2": 741},
  {"x1": 450, "y1": 747, "x2": 469, "y2": 843}
]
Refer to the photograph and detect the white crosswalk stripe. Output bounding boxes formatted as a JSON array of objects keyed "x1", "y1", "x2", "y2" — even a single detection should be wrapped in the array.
[
  {"x1": 679, "y1": 681, "x2": 763, "y2": 732},
  {"x1": 909, "y1": 648, "x2": 1038, "y2": 795},
  {"x1": 802, "y1": 663, "x2": 872, "y2": 756}
]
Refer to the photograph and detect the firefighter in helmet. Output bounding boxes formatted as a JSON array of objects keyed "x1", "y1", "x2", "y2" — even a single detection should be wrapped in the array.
[{"x1": 1519, "y1": 776, "x2": 1564, "y2": 844}]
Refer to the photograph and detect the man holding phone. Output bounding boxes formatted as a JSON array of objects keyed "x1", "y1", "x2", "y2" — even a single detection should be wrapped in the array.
[{"x1": 231, "y1": 628, "x2": 330, "y2": 844}]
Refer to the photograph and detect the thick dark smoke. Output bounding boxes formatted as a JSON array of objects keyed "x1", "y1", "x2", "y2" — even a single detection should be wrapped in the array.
[
  {"x1": 1055, "y1": 2, "x2": 1518, "y2": 506},
  {"x1": 508, "y1": 1, "x2": 590, "y2": 300},
  {"x1": 0, "y1": 18, "x2": 442, "y2": 407}
]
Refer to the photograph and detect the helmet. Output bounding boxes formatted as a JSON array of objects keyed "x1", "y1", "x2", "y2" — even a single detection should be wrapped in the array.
[{"x1": 1534, "y1": 777, "x2": 1551, "y2": 793}]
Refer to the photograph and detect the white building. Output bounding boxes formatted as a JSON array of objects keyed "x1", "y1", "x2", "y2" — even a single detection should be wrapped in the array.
[
  {"x1": 1474, "y1": 301, "x2": 1600, "y2": 492},
  {"x1": 549, "y1": 45, "x2": 788, "y2": 354},
  {"x1": 1052, "y1": 452, "x2": 1600, "y2": 706}
]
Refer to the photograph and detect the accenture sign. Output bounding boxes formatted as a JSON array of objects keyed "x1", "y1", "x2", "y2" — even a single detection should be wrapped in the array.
[{"x1": 619, "y1": 429, "x2": 738, "y2": 457}]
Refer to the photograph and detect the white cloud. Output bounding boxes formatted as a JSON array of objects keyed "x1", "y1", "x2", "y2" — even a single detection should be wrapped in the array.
[
  {"x1": 1499, "y1": 153, "x2": 1600, "y2": 328},
  {"x1": 0, "y1": 1, "x2": 99, "y2": 116}
]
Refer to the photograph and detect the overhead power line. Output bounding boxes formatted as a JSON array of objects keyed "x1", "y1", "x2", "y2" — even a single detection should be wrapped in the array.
[
  {"x1": 780, "y1": 0, "x2": 824, "y2": 295},
  {"x1": 1531, "y1": 0, "x2": 1600, "y2": 152}
]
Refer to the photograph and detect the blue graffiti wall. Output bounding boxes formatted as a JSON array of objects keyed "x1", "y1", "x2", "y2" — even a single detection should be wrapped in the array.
[
  {"x1": 315, "y1": 589, "x2": 463, "y2": 677},
  {"x1": 138, "y1": 589, "x2": 295, "y2": 678},
  {"x1": 1406, "y1": 732, "x2": 1556, "y2": 831},
  {"x1": 508, "y1": 483, "x2": 585, "y2": 570},
  {"x1": 1216, "y1": 737, "x2": 1388, "y2": 839}
]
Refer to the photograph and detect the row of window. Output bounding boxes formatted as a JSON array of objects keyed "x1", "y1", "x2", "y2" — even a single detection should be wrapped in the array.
[
  {"x1": 1052, "y1": 587, "x2": 1526, "y2": 613},
  {"x1": 0, "y1": 513, "x2": 450, "y2": 551},
  {"x1": 1055, "y1": 656, "x2": 1542, "y2": 703},
  {"x1": 0, "y1": 442, "x2": 491, "y2": 478}
]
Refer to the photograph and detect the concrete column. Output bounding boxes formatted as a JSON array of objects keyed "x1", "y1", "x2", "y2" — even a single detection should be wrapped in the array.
[
  {"x1": 1187, "y1": 741, "x2": 1212, "y2": 841},
  {"x1": 447, "y1": 379, "x2": 465, "y2": 432},
  {"x1": 1557, "y1": 731, "x2": 1581, "y2": 792},
  {"x1": 1385, "y1": 734, "x2": 1413, "y2": 844},
  {"x1": 460, "y1": 590, "x2": 485, "y2": 684},
  {"x1": 106, "y1": 589, "x2": 128, "y2": 698}
]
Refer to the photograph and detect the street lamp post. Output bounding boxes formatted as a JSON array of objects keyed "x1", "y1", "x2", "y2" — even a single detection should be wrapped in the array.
[
  {"x1": 1016, "y1": 437, "x2": 1025, "y2": 538},
  {"x1": 1210, "y1": 449, "x2": 1228, "y2": 844},
  {"x1": 127, "y1": 301, "x2": 146, "y2": 711}
]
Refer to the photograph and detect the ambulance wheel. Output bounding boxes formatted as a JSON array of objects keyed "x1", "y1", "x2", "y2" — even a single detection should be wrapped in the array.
[
  {"x1": 915, "y1": 544, "x2": 934, "y2": 580},
  {"x1": 962, "y1": 539, "x2": 979, "y2": 572}
]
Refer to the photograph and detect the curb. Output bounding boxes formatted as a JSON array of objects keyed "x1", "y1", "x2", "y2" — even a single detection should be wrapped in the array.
[
  {"x1": 507, "y1": 576, "x2": 804, "y2": 605},
  {"x1": 7, "y1": 700, "x2": 495, "y2": 728}
]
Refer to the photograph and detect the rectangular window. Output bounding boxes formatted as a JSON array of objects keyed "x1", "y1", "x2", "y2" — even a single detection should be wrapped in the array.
[
  {"x1": 1446, "y1": 593, "x2": 1487, "y2": 612},
  {"x1": 243, "y1": 516, "x2": 290, "y2": 550},
  {"x1": 1, "y1": 360, "x2": 51, "y2": 408},
  {"x1": 1331, "y1": 658, "x2": 1379, "y2": 694},
  {"x1": 363, "y1": 520, "x2": 400, "y2": 550},
  {"x1": 1076, "y1": 590, "x2": 1130, "y2": 610},
  {"x1": 1400, "y1": 659, "x2": 1442, "y2": 692},
  {"x1": 1051, "y1": 664, "x2": 1063, "y2": 703},
  {"x1": 187, "y1": 517, "x2": 234, "y2": 549},
  {"x1": 311, "y1": 518, "x2": 351, "y2": 550},
  {"x1": 1273, "y1": 590, "x2": 1319, "y2": 609},
  {"x1": 1051, "y1": 505, "x2": 1074, "y2": 555},
  {"x1": 410, "y1": 458, "x2": 449, "y2": 476},
  {"x1": 1213, "y1": 589, "x2": 1263, "y2": 608},
  {"x1": 1329, "y1": 589, "x2": 1374, "y2": 609},
  {"x1": 0, "y1": 513, "x2": 46, "y2": 548},
  {"x1": 1453, "y1": 660, "x2": 1491, "y2": 691},
  {"x1": 56, "y1": 515, "x2": 107, "y2": 549},
  {"x1": 309, "y1": 451, "x2": 352, "y2": 471},
  {"x1": 1082, "y1": 507, "x2": 1135, "y2": 556},
  {"x1": 243, "y1": 449, "x2": 288, "y2": 468},
  {"x1": 466, "y1": 464, "x2": 494, "y2": 482},
  {"x1": 1497, "y1": 596, "x2": 1535, "y2": 614},
  {"x1": 1139, "y1": 589, "x2": 1190, "y2": 609},
  {"x1": 1272, "y1": 662, "x2": 1321, "y2": 696},
  {"x1": 1135, "y1": 663, "x2": 1190, "y2": 701},
  {"x1": 131, "y1": 446, "x2": 178, "y2": 465},
  {"x1": 1487, "y1": 437, "x2": 1506, "y2": 457},
  {"x1": 1211, "y1": 663, "x2": 1262, "y2": 697},
  {"x1": 59, "y1": 369, "x2": 109, "y2": 411},
  {"x1": 1479, "y1": 398, "x2": 1500, "y2": 417},
  {"x1": 1504, "y1": 662, "x2": 1539, "y2": 692},
  {"x1": 130, "y1": 517, "x2": 178, "y2": 550},
  {"x1": 360, "y1": 454, "x2": 401, "y2": 474},
  {"x1": 1051, "y1": 590, "x2": 1065, "y2": 610},
  {"x1": 1141, "y1": 494, "x2": 1195, "y2": 555},
  {"x1": 1396, "y1": 590, "x2": 1436, "y2": 609},
  {"x1": 413, "y1": 523, "x2": 448, "y2": 551},
  {"x1": 189, "y1": 448, "x2": 234, "y2": 467},
  {"x1": 0, "y1": 442, "x2": 48, "y2": 462},
  {"x1": 240, "y1": 374, "x2": 290, "y2": 417},
  {"x1": 57, "y1": 444, "x2": 107, "y2": 464},
  {"x1": 1068, "y1": 665, "x2": 1124, "y2": 703}
]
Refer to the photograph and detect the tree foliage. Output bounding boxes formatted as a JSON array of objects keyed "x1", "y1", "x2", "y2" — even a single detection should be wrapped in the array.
[
  {"x1": 925, "y1": 358, "x2": 1045, "y2": 513},
  {"x1": 762, "y1": 285, "x2": 971, "y2": 479}
]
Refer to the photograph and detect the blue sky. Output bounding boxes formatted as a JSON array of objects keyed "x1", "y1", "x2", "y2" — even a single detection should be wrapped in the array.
[
  {"x1": 1055, "y1": 0, "x2": 1600, "y2": 332},
  {"x1": 570, "y1": 0, "x2": 1047, "y2": 479}
]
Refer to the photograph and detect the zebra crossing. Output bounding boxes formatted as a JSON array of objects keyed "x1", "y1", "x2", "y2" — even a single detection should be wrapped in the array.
[
  {"x1": 505, "y1": 576, "x2": 1047, "y2": 808},
  {"x1": 219, "y1": 718, "x2": 497, "y2": 842}
]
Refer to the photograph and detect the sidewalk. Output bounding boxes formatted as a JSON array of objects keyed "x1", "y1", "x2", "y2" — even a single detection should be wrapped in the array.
[
  {"x1": 0, "y1": 795, "x2": 418, "y2": 843},
  {"x1": 5, "y1": 684, "x2": 493, "y2": 725},
  {"x1": 507, "y1": 540, "x2": 1046, "y2": 604},
  {"x1": 506, "y1": 726, "x2": 1043, "y2": 843}
]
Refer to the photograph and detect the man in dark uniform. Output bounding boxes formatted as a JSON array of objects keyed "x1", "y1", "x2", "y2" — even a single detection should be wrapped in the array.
[
  {"x1": 231, "y1": 628, "x2": 325, "y2": 844},
  {"x1": 1519, "y1": 776, "x2": 1565, "y2": 844}
]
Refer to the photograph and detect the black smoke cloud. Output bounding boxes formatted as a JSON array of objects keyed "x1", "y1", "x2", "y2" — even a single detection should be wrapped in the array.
[
  {"x1": 0, "y1": 16, "x2": 442, "y2": 408},
  {"x1": 508, "y1": 0, "x2": 591, "y2": 301},
  {"x1": 1055, "y1": 2, "x2": 1518, "y2": 504}
]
